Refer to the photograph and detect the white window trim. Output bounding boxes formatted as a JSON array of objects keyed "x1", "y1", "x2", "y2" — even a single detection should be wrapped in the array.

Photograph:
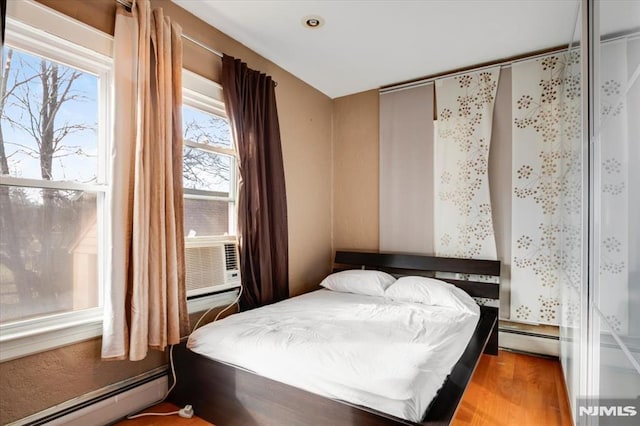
[
  {"x1": 184, "y1": 139, "x2": 236, "y2": 158},
  {"x1": 5, "y1": 0, "x2": 113, "y2": 58},
  {"x1": 0, "y1": 310, "x2": 104, "y2": 362},
  {"x1": 183, "y1": 70, "x2": 225, "y2": 116},
  {"x1": 0, "y1": 176, "x2": 108, "y2": 192},
  {"x1": 0, "y1": 291, "x2": 239, "y2": 362},
  {"x1": 0, "y1": 1, "x2": 112, "y2": 362},
  {"x1": 182, "y1": 70, "x2": 239, "y2": 239},
  {"x1": 181, "y1": 75, "x2": 241, "y2": 292},
  {"x1": 182, "y1": 71, "x2": 241, "y2": 295}
]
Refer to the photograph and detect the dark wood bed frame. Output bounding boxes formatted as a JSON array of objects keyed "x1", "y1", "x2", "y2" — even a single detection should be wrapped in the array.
[{"x1": 168, "y1": 251, "x2": 500, "y2": 426}]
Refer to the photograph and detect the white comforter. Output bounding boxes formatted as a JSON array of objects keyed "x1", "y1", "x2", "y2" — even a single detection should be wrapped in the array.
[{"x1": 187, "y1": 289, "x2": 480, "y2": 422}]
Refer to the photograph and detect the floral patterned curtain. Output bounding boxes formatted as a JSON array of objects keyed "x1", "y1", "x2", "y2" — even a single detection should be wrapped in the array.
[
  {"x1": 434, "y1": 68, "x2": 500, "y2": 261},
  {"x1": 596, "y1": 39, "x2": 631, "y2": 334},
  {"x1": 511, "y1": 52, "x2": 581, "y2": 325}
]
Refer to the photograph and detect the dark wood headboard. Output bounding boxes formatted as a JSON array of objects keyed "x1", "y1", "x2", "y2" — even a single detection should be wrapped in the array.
[{"x1": 334, "y1": 250, "x2": 501, "y2": 300}]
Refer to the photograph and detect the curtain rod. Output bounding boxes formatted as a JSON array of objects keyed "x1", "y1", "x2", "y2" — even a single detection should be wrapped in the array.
[
  {"x1": 379, "y1": 46, "x2": 568, "y2": 95},
  {"x1": 114, "y1": 0, "x2": 224, "y2": 59},
  {"x1": 381, "y1": 30, "x2": 639, "y2": 95}
]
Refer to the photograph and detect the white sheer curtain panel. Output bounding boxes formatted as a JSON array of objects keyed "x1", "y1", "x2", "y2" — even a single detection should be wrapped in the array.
[
  {"x1": 434, "y1": 68, "x2": 500, "y2": 260},
  {"x1": 597, "y1": 39, "x2": 631, "y2": 334},
  {"x1": 102, "y1": 0, "x2": 188, "y2": 361},
  {"x1": 511, "y1": 52, "x2": 581, "y2": 325}
]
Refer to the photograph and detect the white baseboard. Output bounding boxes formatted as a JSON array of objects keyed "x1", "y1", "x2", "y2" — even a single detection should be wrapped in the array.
[
  {"x1": 499, "y1": 330, "x2": 559, "y2": 357},
  {"x1": 8, "y1": 369, "x2": 167, "y2": 426},
  {"x1": 50, "y1": 377, "x2": 168, "y2": 426}
]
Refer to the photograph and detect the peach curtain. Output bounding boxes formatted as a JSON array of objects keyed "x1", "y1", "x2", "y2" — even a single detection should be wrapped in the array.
[{"x1": 102, "y1": 0, "x2": 188, "y2": 361}]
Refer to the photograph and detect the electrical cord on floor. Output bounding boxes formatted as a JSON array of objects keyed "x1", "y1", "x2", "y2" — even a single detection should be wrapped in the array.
[
  {"x1": 124, "y1": 285, "x2": 243, "y2": 421},
  {"x1": 126, "y1": 404, "x2": 194, "y2": 419}
]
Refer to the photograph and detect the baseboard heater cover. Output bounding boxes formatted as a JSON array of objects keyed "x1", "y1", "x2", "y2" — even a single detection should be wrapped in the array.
[
  {"x1": 7, "y1": 367, "x2": 168, "y2": 426},
  {"x1": 499, "y1": 327, "x2": 560, "y2": 357}
]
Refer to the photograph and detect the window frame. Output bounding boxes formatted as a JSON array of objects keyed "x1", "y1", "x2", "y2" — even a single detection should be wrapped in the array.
[
  {"x1": 0, "y1": 0, "x2": 113, "y2": 361},
  {"x1": 181, "y1": 71, "x2": 240, "y2": 296},
  {"x1": 0, "y1": 2, "x2": 240, "y2": 362},
  {"x1": 182, "y1": 70, "x2": 238, "y2": 241}
]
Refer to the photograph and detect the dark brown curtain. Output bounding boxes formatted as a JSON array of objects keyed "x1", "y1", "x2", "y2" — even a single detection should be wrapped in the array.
[
  {"x1": 1, "y1": 0, "x2": 6, "y2": 45},
  {"x1": 221, "y1": 55, "x2": 289, "y2": 310}
]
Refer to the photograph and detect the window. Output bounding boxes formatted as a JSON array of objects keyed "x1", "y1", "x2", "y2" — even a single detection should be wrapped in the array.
[
  {"x1": 182, "y1": 104, "x2": 235, "y2": 237},
  {"x1": 0, "y1": 1, "x2": 112, "y2": 360},
  {"x1": 182, "y1": 71, "x2": 240, "y2": 296},
  {"x1": 0, "y1": 2, "x2": 239, "y2": 361}
]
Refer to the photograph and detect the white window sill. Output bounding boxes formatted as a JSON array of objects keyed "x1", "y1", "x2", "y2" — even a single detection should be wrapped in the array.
[
  {"x1": 0, "y1": 290, "x2": 240, "y2": 362},
  {"x1": 0, "y1": 309, "x2": 104, "y2": 362}
]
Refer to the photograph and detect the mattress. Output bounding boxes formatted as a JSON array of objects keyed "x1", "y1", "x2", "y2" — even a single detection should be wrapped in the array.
[{"x1": 187, "y1": 289, "x2": 480, "y2": 422}]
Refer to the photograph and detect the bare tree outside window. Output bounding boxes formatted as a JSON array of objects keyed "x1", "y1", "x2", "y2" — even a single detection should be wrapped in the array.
[
  {"x1": 0, "y1": 47, "x2": 239, "y2": 321},
  {"x1": 182, "y1": 105, "x2": 232, "y2": 190},
  {"x1": 183, "y1": 107, "x2": 232, "y2": 149},
  {"x1": 0, "y1": 47, "x2": 99, "y2": 323},
  {"x1": 183, "y1": 146, "x2": 231, "y2": 192},
  {"x1": 181, "y1": 105, "x2": 235, "y2": 238}
]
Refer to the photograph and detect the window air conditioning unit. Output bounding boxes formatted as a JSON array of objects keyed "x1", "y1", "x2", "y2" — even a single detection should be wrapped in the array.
[{"x1": 185, "y1": 238, "x2": 240, "y2": 297}]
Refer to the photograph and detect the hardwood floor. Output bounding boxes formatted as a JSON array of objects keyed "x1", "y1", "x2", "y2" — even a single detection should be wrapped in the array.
[
  {"x1": 116, "y1": 350, "x2": 572, "y2": 426},
  {"x1": 452, "y1": 350, "x2": 573, "y2": 426},
  {"x1": 115, "y1": 402, "x2": 213, "y2": 425}
]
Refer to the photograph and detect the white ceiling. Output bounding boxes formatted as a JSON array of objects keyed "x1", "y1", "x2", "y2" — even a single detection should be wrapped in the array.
[{"x1": 172, "y1": 0, "x2": 636, "y2": 99}]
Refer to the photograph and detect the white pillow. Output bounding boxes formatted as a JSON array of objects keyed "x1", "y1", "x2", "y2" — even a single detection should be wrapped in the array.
[
  {"x1": 319, "y1": 270, "x2": 396, "y2": 297},
  {"x1": 384, "y1": 276, "x2": 479, "y2": 314}
]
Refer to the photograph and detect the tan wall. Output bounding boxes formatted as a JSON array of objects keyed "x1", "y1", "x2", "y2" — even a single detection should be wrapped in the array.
[
  {"x1": 332, "y1": 91, "x2": 380, "y2": 252},
  {"x1": 0, "y1": 340, "x2": 166, "y2": 424},
  {"x1": 0, "y1": 0, "x2": 333, "y2": 422},
  {"x1": 490, "y1": 68, "x2": 513, "y2": 316}
]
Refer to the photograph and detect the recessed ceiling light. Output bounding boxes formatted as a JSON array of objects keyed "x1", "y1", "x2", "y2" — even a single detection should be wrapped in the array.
[{"x1": 302, "y1": 15, "x2": 324, "y2": 29}]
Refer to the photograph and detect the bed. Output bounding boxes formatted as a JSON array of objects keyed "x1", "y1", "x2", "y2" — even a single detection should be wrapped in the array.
[{"x1": 168, "y1": 251, "x2": 500, "y2": 426}]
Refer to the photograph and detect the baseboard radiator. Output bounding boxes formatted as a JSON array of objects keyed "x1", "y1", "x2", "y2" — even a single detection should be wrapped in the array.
[
  {"x1": 499, "y1": 328, "x2": 560, "y2": 357},
  {"x1": 8, "y1": 367, "x2": 168, "y2": 426}
]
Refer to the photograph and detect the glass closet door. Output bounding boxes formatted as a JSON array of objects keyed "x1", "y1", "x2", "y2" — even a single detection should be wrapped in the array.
[
  {"x1": 591, "y1": 0, "x2": 640, "y2": 414},
  {"x1": 559, "y1": 0, "x2": 586, "y2": 419}
]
